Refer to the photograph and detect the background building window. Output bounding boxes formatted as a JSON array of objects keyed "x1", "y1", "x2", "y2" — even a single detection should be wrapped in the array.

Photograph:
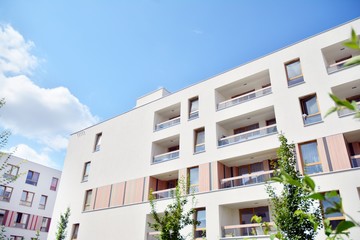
[
  {"x1": 40, "y1": 217, "x2": 50, "y2": 232},
  {"x1": 84, "y1": 190, "x2": 93, "y2": 211},
  {"x1": 0, "y1": 185, "x2": 13, "y2": 202},
  {"x1": 82, "y1": 162, "x2": 91, "y2": 182},
  {"x1": 300, "y1": 94, "x2": 322, "y2": 125},
  {"x1": 94, "y1": 133, "x2": 102, "y2": 152},
  {"x1": 285, "y1": 59, "x2": 304, "y2": 86},
  {"x1": 20, "y1": 191, "x2": 34, "y2": 207},
  {"x1": 0, "y1": 209, "x2": 7, "y2": 225},
  {"x1": 194, "y1": 128, "x2": 205, "y2": 153},
  {"x1": 50, "y1": 177, "x2": 59, "y2": 191},
  {"x1": 39, "y1": 195, "x2": 47, "y2": 209},
  {"x1": 25, "y1": 170, "x2": 40, "y2": 186},
  {"x1": 321, "y1": 191, "x2": 345, "y2": 228},
  {"x1": 14, "y1": 212, "x2": 29, "y2": 229},
  {"x1": 299, "y1": 141, "x2": 323, "y2": 174},
  {"x1": 4, "y1": 164, "x2": 19, "y2": 179},
  {"x1": 189, "y1": 97, "x2": 199, "y2": 120},
  {"x1": 71, "y1": 223, "x2": 80, "y2": 239},
  {"x1": 194, "y1": 208, "x2": 206, "y2": 239},
  {"x1": 188, "y1": 167, "x2": 199, "y2": 193}
]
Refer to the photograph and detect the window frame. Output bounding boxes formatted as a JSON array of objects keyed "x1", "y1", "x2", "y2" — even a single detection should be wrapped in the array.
[
  {"x1": 83, "y1": 190, "x2": 93, "y2": 211},
  {"x1": 25, "y1": 170, "x2": 40, "y2": 186},
  {"x1": 71, "y1": 223, "x2": 80, "y2": 240},
  {"x1": 194, "y1": 208, "x2": 206, "y2": 239},
  {"x1": 5, "y1": 164, "x2": 19, "y2": 178},
  {"x1": 299, "y1": 140, "x2": 323, "y2": 175},
  {"x1": 20, "y1": 190, "x2": 35, "y2": 207},
  {"x1": 82, "y1": 162, "x2": 91, "y2": 182},
  {"x1": 299, "y1": 94, "x2": 322, "y2": 125},
  {"x1": 39, "y1": 195, "x2": 48, "y2": 210},
  {"x1": 188, "y1": 167, "x2": 199, "y2": 193},
  {"x1": 320, "y1": 191, "x2": 345, "y2": 229},
  {"x1": 189, "y1": 97, "x2": 199, "y2": 120},
  {"x1": 0, "y1": 185, "x2": 13, "y2": 202},
  {"x1": 94, "y1": 133, "x2": 102, "y2": 152},
  {"x1": 194, "y1": 128, "x2": 205, "y2": 153},
  {"x1": 50, "y1": 177, "x2": 59, "y2": 191},
  {"x1": 285, "y1": 58, "x2": 304, "y2": 86}
]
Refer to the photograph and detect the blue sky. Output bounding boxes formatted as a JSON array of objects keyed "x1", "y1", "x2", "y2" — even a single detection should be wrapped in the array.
[{"x1": 0, "y1": 1, "x2": 359, "y2": 169}]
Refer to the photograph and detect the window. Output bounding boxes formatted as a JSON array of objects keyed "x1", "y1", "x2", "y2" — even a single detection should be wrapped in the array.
[
  {"x1": 14, "y1": 212, "x2": 29, "y2": 229},
  {"x1": 194, "y1": 128, "x2": 205, "y2": 153},
  {"x1": 39, "y1": 195, "x2": 47, "y2": 209},
  {"x1": 0, "y1": 209, "x2": 7, "y2": 225},
  {"x1": 299, "y1": 141, "x2": 323, "y2": 174},
  {"x1": 189, "y1": 97, "x2": 199, "y2": 120},
  {"x1": 188, "y1": 167, "x2": 199, "y2": 193},
  {"x1": 0, "y1": 185, "x2": 13, "y2": 202},
  {"x1": 300, "y1": 94, "x2": 322, "y2": 125},
  {"x1": 239, "y1": 206, "x2": 270, "y2": 236},
  {"x1": 71, "y1": 224, "x2": 80, "y2": 239},
  {"x1": 50, "y1": 177, "x2": 59, "y2": 191},
  {"x1": 20, "y1": 191, "x2": 34, "y2": 207},
  {"x1": 10, "y1": 236, "x2": 24, "y2": 240},
  {"x1": 285, "y1": 59, "x2": 304, "y2": 86},
  {"x1": 84, "y1": 190, "x2": 93, "y2": 211},
  {"x1": 194, "y1": 208, "x2": 206, "y2": 239},
  {"x1": 321, "y1": 191, "x2": 345, "y2": 228},
  {"x1": 94, "y1": 133, "x2": 102, "y2": 152},
  {"x1": 82, "y1": 162, "x2": 91, "y2": 182},
  {"x1": 40, "y1": 217, "x2": 50, "y2": 232},
  {"x1": 25, "y1": 170, "x2": 40, "y2": 186},
  {"x1": 4, "y1": 164, "x2": 19, "y2": 179}
]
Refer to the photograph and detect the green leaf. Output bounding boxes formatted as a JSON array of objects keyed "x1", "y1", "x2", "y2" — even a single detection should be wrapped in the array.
[
  {"x1": 303, "y1": 175, "x2": 315, "y2": 191},
  {"x1": 325, "y1": 207, "x2": 340, "y2": 215},
  {"x1": 335, "y1": 220, "x2": 355, "y2": 234},
  {"x1": 325, "y1": 106, "x2": 339, "y2": 118},
  {"x1": 344, "y1": 55, "x2": 360, "y2": 66},
  {"x1": 307, "y1": 193, "x2": 325, "y2": 200},
  {"x1": 343, "y1": 42, "x2": 359, "y2": 49},
  {"x1": 325, "y1": 191, "x2": 338, "y2": 198}
]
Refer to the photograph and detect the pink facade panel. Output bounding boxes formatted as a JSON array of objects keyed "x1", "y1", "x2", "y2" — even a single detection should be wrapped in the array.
[
  {"x1": 109, "y1": 182, "x2": 125, "y2": 207},
  {"x1": 124, "y1": 178, "x2": 144, "y2": 205},
  {"x1": 94, "y1": 185, "x2": 112, "y2": 209},
  {"x1": 326, "y1": 134, "x2": 351, "y2": 171},
  {"x1": 199, "y1": 163, "x2": 210, "y2": 192}
]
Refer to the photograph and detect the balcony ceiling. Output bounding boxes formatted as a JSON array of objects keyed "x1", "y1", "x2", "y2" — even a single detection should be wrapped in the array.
[
  {"x1": 322, "y1": 40, "x2": 360, "y2": 64},
  {"x1": 219, "y1": 148, "x2": 277, "y2": 167},
  {"x1": 331, "y1": 79, "x2": 360, "y2": 99},
  {"x1": 220, "y1": 199, "x2": 269, "y2": 209}
]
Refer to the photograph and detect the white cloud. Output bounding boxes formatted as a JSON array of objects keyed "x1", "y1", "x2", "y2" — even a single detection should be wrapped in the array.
[
  {"x1": 0, "y1": 24, "x2": 38, "y2": 74},
  {"x1": 0, "y1": 24, "x2": 98, "y2": 156},
  {"x1": 192, "y1": 29, "x2": 204, "y2": 35},
  {"x1": 9, "y1": 144, "x2": 61, "y2": 170}
]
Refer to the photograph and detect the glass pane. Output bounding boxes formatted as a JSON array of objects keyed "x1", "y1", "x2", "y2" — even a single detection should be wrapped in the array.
[
  {"x1": 196, "y1": 130, "x2": 205, "y2": 144},
  {"x1": 304, "y1": 164, "x2": 323, "y2": 174},
  {"x1": 250, "y1": 162, "x2": 263, "y2": 173},
  {"x1": 240, "y1": 209, "x2": 253, "y2": 224},
  {"x1": 190, "y1": 99, "x2": 199, "y2": 112},
  {"x1": 300, "y1": 142, "x2": 320, "y2": 164},
  {"x1": 189, "y1": 168, "x2": 199, "y2": 185},
  {"x1": 21, "y1": 192, "x2": 26, "y2": 201},
  {"x1": 286, "y1": 61, "x2": 302, "y2": 79},
  {"x1": 196, "y1": 209, "x2": 206, "y2": 228},
  {"x1": 323, "y1": 195, "x2": 343, "y2": 218},
  {"x1": 304, "y1": 96, "x2": 319, "y2": 115},
  {"x1": 84, "y1": 163, "x2": 90, "y2": 175},
  {"x1": 40, "y1": 196, "x2": 46, "y2": 205},
  {"x1": 254, "y1": 206, "x2": 270, "y2": 222}
]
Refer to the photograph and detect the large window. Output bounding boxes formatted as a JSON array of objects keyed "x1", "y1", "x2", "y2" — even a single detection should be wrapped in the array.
[
  {"x1": 14, "y1": 212, "x2": 29, "y2": 229},
  {"x1": 94, "y1": 133, "x2": 102, "y2": 152},
  {"x1": 321, "y1": 191, "x2": 345, "y2": 228},
  {"x1": 50, "y1": 177, "x2": 59, "y2": 191},
  {"x1": 84, "y1": 190, "x2": 93, "y2": 211},
  {"x1": 189, "y1": 97, "x2": 199, "y2": 120},
  {"x1": 0, "y1": 185, "x2": 13, "y2": 202},
  {"x1": 71, "y1": 224, "x2": 80, "y2": 240},
  {"x1": 194, "y1": 128, "x2": 205, "y2": 153},
  {"x1": 82, "y1": 162, "x2": 91, "y2": 182},
  {"x1": 188, "y1": 167, "x2": 199, "y2": 193},
  {"x1": 25, "y1": 170, "x2": 40, "y2": 186},
  {"x1": 194, "y1": 208, "x2": 206, "y2": 239},
  {"x1": 299, "y1": 141, "x2": 323, "y2": 174},
  {"x1": 240, "y1": 206, "x2": 270, "y2": 236},
  {"x1": 300, "y1": 94, "x2": 322, "y2": 125},
  {"x1": 20, "y1": 191, "x2": 34, "y2": 207},
  {"x1": 285, "y1": 59, "x2": 304, "y2": 86},
  {"x1": 39, "y1": 195, "x2": 47, "y2": 209}
]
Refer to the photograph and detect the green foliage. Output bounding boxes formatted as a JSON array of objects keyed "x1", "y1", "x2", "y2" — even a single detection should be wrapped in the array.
[
  {"x1": 148, "y1": 179, "x2": 199, "y2": 240},
  {"x1": 266, "y1": 134, "x2": 322, "y2": 240},
  {"x1": 0, "y1": 225, "x2": 10, "y2": 240},
  {"x1": 55, "y1": 207, "x2": 71, "y2": 240},
  {"x1": 343, "y1": 28, "x2": 360, "y2": 67}
]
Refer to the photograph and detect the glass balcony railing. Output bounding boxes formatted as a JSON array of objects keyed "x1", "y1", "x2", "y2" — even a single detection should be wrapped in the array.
[
  {"x1": 189, "y1": 110, "x2": 199, "y2": 120},
  {"x1": 221, "y1": 170, "x2": 274, "y2": 189},
  {"x1": 218, "y1": 124, "x2": 277, "y2": 147},
  {"x1": 152, "y1": 188, "x2": 176, "y2": 199},
  {"x1": 327, "y1": 55, "x2": 360, "y2": 74},
  {"x1": 153, "y1": 150, "x2": 180, "y2": 164},
  {"x1": 155, "y1": 117, "x2": 180, "y2": 131},
  {"x1": 338, "y1": 102, "x2": 360, "y2": 117},
  {"x1": 221, "y1": 223, "x2": 275, "y2": 239},
  {"x1": 303, "y1": 113, "x2": 322, "y2": 125},
  {"x1": 217, "y1": 86, "x2": 272, "y2": 110},
  {"x1": 351, "y1": 155, "x2": 360, "y2": 168}
]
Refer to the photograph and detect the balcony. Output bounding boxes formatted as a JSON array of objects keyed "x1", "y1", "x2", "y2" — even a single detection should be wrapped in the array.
[
  {"x1": 152, "y1": 188, "x2": 176, "y2": 199},
  {"x1": 154, "y1": 103, "x2": 181, "y2": 131},
  {"x1": 149, "y1": 171, "x2": 178, "y2": 200},
  {"x1": 218, "y1": 124, "x2": 277, "y2": 147},
  {"x1": 221, "y1": 170, "x2": 274, "y2": 189},
  {"x1": 152, "y1": 135, "x2": 180, "y2": 164},
  {"x1": 153, "y1": 150, "x2": 179, "y2": 163},
  {"x1": 218, "y1": 86, "x2": 272, "y2": 111},
  {"x1": 322, "y1": 40, "x2": 360, "y2": 74},
  {"x1": 221, "y1": 223, "x2": 276, "y2": 239},
  {"x1": 215, "y1": 70, "x2": 271, "y2": 111}
]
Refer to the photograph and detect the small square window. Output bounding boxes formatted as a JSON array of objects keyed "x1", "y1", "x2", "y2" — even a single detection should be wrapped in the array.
[
  {"x1": 285, "y1": 59, "x2": 304, "y2": 86},
  {"x1": 50, "y1": 177, "x2": 59, "y2": 191},
  {"x1": 25, "y1": 170, "x2": 40, "y2": 186},
  {"x1": 4, "y1": 164, "x2": 19, "y2": 179},
  {"x1": 321, "y1": 191, "x2": 345, "y2": 229},
  {"x1": 300, "y1": 94, "x2": 322, "y2": 125},
  {"x1": 94, "y1": 133, "x2": 102, "y2": 152},
  {"x1": 82, "y1": 162, "x2": 91, "y2": 182},
  {"x1": 20, "y1": 190, "x2": 34, "y2": 207},
  {"x1": 188, "y1": 167, "x2": 199, "y2": 193}
]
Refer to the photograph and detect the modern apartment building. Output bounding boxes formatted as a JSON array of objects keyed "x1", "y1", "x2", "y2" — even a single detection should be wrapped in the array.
[
  {"x1": 49, "y1": 19, "x2": 360, "y2": 240},
  {"x1": 0, "y1": 155, "x2": 61, "y2": 240}
]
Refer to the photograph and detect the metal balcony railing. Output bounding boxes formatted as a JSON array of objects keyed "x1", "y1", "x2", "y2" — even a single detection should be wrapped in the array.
[
  {"x1": 218, "y1": 124, "x2": 277, "y2": 147},
  {"x1": 153, "y1": 150, "x2": 180, "y2": 164},
  {"x1": 338, "y1": 101, "x2": 360, "y2": 117},
  {"x1": 155, "y1": 117, "x2": 180, "y2": 131},
  {"x1": 221, "y1": 170, "x2": 274, "y2": 189},
  {"x1": 217, "y1": 86, "x2": 272, "y2": 110}
]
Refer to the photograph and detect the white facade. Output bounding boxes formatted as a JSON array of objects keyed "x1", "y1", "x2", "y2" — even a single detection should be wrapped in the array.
[
  {"x1": 1, "y1": 155, "x2": 61, "y2": 240},
  {"x1": 49, "y1": 18, "x2": 360, "y2": 240}
]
